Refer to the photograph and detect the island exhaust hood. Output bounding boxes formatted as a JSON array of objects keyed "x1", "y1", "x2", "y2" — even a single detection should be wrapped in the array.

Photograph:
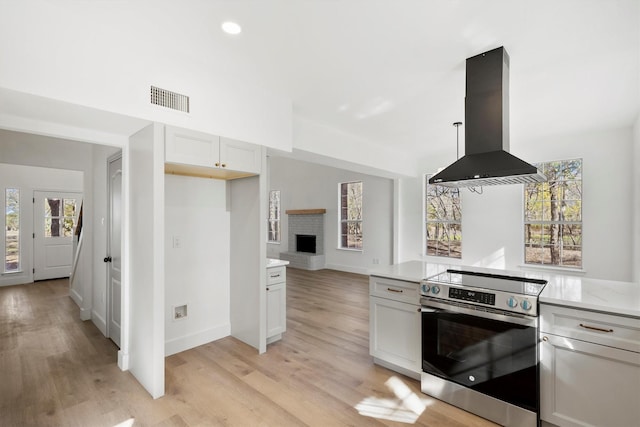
[{"x1": 429, "y1": 47, "x2": 546, "y2": 188}]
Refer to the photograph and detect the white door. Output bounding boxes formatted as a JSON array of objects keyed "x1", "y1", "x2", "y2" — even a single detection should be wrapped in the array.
[
  {"x1": 33, "y1": 191, "x2": 82, "y2": 281},
  {"x1": 107, "y1": 154, "x2": 122, "y2": 348}
]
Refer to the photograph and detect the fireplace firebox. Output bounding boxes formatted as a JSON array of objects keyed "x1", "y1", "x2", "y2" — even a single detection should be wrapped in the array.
[{"x1": 296, "y1": 234, "x2": 316, "y2": 254}]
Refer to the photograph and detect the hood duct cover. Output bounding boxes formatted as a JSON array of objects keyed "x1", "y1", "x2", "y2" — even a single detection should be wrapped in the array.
[{"x1": 429, "y1": 47, "x2": 546, "y2": 188}]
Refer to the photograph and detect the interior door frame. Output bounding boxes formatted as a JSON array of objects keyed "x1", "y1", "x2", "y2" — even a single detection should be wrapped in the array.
[{"x1": 106, "y1": 152, "x2": 122, "y2": 346}]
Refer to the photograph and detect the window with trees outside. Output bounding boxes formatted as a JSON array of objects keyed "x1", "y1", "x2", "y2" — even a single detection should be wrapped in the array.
[
  {"x1": 268, "y1": 190, "x2": 281, "y2": 243},
  {"x1": 425, "y1": 175, "x2": 462, "y2": 258},
  {"x1": 5, "y1": 188, "x2": 20, "y2": 272},
  {"x1": 339, "y1": 181, "x2": 363, "y2": 250},
  {"x1": 524, "y1": 159, "x2": 582, "y2": 268}
]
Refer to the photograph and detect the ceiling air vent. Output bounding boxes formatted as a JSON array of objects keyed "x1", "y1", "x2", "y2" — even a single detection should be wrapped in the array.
[{"x1": 150, "y1": 86, "x2": 190, "y2": 113}]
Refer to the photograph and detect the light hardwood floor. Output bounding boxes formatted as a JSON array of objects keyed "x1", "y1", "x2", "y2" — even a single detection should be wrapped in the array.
[{"x1": 0, "y1": 269, "x2": 497, "y2": 427}]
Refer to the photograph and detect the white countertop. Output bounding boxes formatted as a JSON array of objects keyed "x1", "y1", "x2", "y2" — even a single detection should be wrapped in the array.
[
  {"x1": 369, "y1": 260, "x2": 640, "y2": 318},
  {"x1": 267, "y1": 258, "x2": 290, "y2": 268},
  {"x1": 368, "y1": 261, "x2": 452, "y2": 283},
  {"x1": 539, "y1": 275, "x2": 640, "y2": 318}
]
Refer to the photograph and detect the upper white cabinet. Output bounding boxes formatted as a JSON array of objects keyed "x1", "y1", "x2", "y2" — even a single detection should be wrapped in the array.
[
  {"x1": 219, "y1": 136, "x2": 261, "y2": 174},
  {"x1": 165, "y1": 125, "x2": 262, "y2": 179}
]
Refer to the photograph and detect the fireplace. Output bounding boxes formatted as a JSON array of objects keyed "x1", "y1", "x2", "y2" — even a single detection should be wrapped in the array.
[
  {"x1": 296, "y1": 234, "x2": 316, "y2": 254},
  {"x1": 279, "y1": 209, "x2": 326, "y2": 270}
]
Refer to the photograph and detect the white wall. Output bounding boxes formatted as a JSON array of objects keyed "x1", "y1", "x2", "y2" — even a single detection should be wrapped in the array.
[
  {"x1": 0, "y1": 2, "x2": 292, "y2": 152},
  {"x1": 0, "y1": 163, "x2": 83, "y2": 286},
  {"x1": 268, "y1": 156, "x2": 394, "y2": 274},
  {"x1": 399, "y1": 127, "x2": 635, "y2": 282},
  {"x1": 164, "y1": 174, "x2": 230, "y2": 356}
]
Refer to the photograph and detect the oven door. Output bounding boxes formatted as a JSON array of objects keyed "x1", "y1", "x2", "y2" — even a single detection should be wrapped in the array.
[{"x1": 421, "y1": 299, "x2": 538, "y2": 412}]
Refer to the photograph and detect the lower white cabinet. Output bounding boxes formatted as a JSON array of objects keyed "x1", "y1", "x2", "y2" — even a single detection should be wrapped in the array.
[
  {"x1": 540, "y1": 304, "x2": 640, "y2": 427},
  {"x1": 369, "y1": 275, "x2": 421, "y2": 378},
  {"x1": 266, "y1": 266, "x2": 286, "y2": 344}
]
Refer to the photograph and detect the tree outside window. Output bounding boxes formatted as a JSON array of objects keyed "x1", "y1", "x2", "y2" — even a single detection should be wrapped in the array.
[
  {"x1": 524, "y1": 159, "x2": 582, "y2": 268},
  {"x1": 339, "y1": 181, "x2": 362, "y2": 249},
  {"x1": 268, "y1": 190, "x2": 281, "y2": 243},
  {"x1": 425, "y1": 176, "x2": 462, "y2": 258},
  {"x1": 5, "y1": 188, "x2": 20, "y2": 272}
]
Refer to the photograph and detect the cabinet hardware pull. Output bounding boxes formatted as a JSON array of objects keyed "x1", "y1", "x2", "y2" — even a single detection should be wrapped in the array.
[
  {"x1": 266, "y1": 287, "x2": 270, "y2": 291},
  {"x1": 542, "y1": 336, "x2": 549, "y2": 342},
  {"x1": 221, "y1": 163, "x2": 227, "y2": 168},
  {"x1": 387, "y1": 288, "x2": 403, "y2": 293},
  {"x1": 270, "y1": 274, "x2": 280, "y2": 278},
  {"x1": 579, "y1": 323, "x2": 614, "y2": 333},
  {"x1": 215, "y1": 162, "x2": 220, "y2": 167}
]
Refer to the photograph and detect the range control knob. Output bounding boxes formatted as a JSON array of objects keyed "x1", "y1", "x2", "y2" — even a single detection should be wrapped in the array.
[
  {"x1": 507, "y1": 297, "x2": 519, "y2": 308},
  {"x1": 521, "y1": 299, "x2": 532, "y2": 311},
  {"x1": 421, "y1": 283, "x2": 430, "y2": 294},
  {"x1": 431, "y1": 286, "x2": 440, "y2": 295}
]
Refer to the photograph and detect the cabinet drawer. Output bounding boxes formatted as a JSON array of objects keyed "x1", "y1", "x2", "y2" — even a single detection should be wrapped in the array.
[
  {"x1": 370, "y1": 276, "x2": 420, "y2": 304},
  {"x1": 267, "y1": 266, "x2": 286, "y2": 285},
  {"x1": 540, "y1": 304, "x2": 640, "y2": 353}
]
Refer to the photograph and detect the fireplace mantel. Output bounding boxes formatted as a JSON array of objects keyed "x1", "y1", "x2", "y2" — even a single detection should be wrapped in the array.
[{"x1": 285, "y1": 209, "x2": 326, "y2": 215}]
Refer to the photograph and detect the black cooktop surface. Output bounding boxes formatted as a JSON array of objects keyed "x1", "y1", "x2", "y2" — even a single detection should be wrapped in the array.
[{"x1": 427, "y1": 269, "x2": 547, "y2": 296}]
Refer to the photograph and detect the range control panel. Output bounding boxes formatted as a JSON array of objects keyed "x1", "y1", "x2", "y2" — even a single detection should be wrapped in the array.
[
  {"x1": 420, "y1": 281, "x2": 538, "y2": 316},
  {"x1": 449, "y1": 288, "x2": 496, "y2": 305}
]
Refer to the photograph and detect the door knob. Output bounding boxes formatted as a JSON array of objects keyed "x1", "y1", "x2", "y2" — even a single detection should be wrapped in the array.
[{"x1": 104, "y1": 256, "x2": 112, "y2": 263}]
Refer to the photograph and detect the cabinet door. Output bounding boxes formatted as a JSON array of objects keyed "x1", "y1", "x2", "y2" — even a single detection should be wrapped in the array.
[
  {"x1": 540, "y1": 333, "x2": 640, "y2": 427},
  {"x1": 165, "y1": 126, "x2": 219, "y2": 167},
  {"x1": 267, "y1": 283, "x2": 286, "y2": 338},
  {"x1": 220, "y1": 137, "x2": 261, "y2": 174},
  {"x1": 369, "y1": 296, "x2": 420, "y2": 374}
]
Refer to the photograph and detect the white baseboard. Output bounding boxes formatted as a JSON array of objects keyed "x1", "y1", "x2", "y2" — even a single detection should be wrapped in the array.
[
  {"x1": 69, "y1": 287, "x2": 83, "y2": 308},
  {"x1": 165, "y1": 324, "x2": 231, "y2": 356},
  {"x1": 79, "y1": 307, "x2": 91, "y2": 321},
  {"x1": 323, "y1": 263, "x2": 369, "y2": 275},
  {"x1": 91, "y1": 309, "x2": 107, "y2": 335},
  {"x1": 118, "y1": 350, "x2": 129, "y2": 371}
]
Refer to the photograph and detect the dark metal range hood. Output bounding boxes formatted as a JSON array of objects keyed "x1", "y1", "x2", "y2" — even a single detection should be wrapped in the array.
[{"x1": 429, "y1": 47, "x2": 546, "y2": 188}]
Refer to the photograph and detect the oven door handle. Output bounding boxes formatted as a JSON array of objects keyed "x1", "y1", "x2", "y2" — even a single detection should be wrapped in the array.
[{"x1": 418, "y1": 307, "x2": 441, "y2": 313}]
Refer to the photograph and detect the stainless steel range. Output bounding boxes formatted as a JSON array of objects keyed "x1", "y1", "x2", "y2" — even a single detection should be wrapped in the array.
[{"x1": 420, "y1": 269, "x2": 547, "y2": 427}]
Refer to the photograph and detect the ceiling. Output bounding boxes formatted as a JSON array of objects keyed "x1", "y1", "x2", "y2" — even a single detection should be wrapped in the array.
[
  {"x1": 1, "y1": 1, "x2": 639, "y2": 167},
  {"x1": 198, "y1": 0, "x2": 639, "y2": 159}
]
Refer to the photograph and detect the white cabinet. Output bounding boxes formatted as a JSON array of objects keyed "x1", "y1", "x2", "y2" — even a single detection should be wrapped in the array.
[
  {"x1": 165, "y1": 125, "x2": 262, "y2": 179},
  {"x1": 369, "y1": 276, "x2": 421, "y2": 379},
  {"x1": 540, "y1": 304, "x2": 640, "y2": 427},
  {"x1": 266, "y1": 265, "x2": 286, "y2": 344}
]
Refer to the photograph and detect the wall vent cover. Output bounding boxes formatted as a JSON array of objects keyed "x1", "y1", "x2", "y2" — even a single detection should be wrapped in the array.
[{"x1": 150, "y1": 86, "x2": 190, "y2": 113}]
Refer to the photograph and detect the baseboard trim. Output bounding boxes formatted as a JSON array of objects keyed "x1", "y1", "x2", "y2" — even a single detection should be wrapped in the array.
[
  {"x1": 69, "y1": 287, "x2": 83, "y2": 308},
  {"x1": 372, "y1": 357, "x2": 421, "y2": 381},
  {"x1": 118, "y1": 350, "x2": 129, "y2": 371},
  {"x1": 91, "y1": 309, "x2": 107, "y2": 335},
  {"x1": 165, "y1": 324, "x2": 231, "y2": 356},
  {"x1": 323, "y1": 263, "x2": 369, "y2": 275}
]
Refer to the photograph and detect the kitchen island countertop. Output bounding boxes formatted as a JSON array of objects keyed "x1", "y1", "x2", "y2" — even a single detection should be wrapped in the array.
[{"x1": 369, "y1": 261, "x2": 640, "y2": 318}]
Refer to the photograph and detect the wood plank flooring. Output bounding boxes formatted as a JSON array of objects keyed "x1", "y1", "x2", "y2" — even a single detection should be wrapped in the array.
[{"x1": 0, "y1": 270, "x2": 497, "y2": 427}]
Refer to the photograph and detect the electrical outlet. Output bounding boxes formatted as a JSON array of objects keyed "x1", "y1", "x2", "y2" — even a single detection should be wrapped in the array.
[
  {"x1": 173, "y1": 304, "x2": 187, "y2": 321},
  {"x1": 173, "y1": 235, "x2": 182, "y2": 249},
  {"x1": 373, "y1": 258, "x2": 379, "y2": 265}
]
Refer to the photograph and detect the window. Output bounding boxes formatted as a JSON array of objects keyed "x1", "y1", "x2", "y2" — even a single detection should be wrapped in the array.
[
  {"x1": 44, "y1": 197, "x2": 77, "y2": 237},
  {"x1": 339, "y1": 181, "x2": 363, "y2": 249},
  {"x1": 5, "y1": 188, "x2": 20, "y2": 272},
  {"x1": 268, "y1": 190, "x2": 281, "y2": 243},
  {"x1": 524, "y1": 159, "x2": 582, "y2": 268},
  {"x1": 425, "y1": 176, "x2": 462, "y2": 258}
]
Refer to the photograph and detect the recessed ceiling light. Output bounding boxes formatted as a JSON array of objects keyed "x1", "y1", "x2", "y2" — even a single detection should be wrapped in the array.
[{"x1": 221, "y1": 21, "x2": 242, "y2": 35}]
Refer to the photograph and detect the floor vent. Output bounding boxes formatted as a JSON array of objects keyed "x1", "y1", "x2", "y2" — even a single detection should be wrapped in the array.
[{"x1": 150, "y1": 86, "x2": 190, "y2": 113}]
